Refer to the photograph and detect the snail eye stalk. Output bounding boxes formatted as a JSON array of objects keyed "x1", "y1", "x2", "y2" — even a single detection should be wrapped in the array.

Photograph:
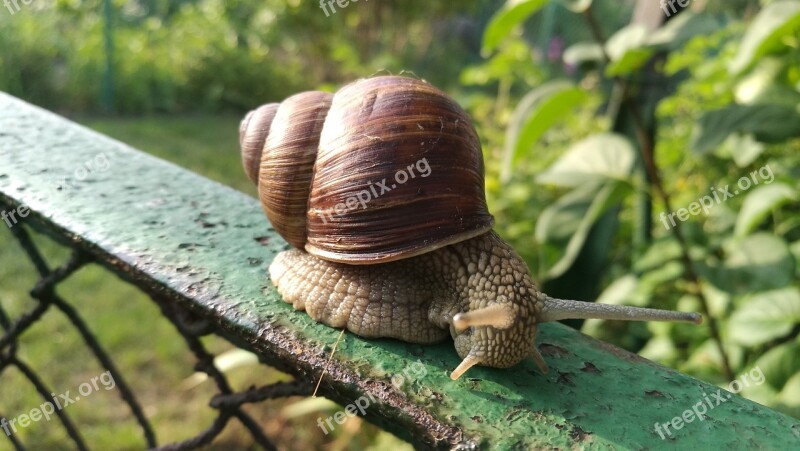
[{"x1": 452, "y1": 303, "x2": 515, "y2": 332}]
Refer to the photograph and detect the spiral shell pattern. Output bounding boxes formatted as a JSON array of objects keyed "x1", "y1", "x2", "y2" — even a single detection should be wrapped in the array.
[{"x1": 240, "y1": 76, "x2": 494, "y2": 263}]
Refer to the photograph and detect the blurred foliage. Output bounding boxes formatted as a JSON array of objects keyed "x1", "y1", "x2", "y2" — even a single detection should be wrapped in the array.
[
  {"x1": 1, "y1": 0, "x2": 798, "y2": 448},
  {"x1": 0, "y1": 0, "x2": 494, "y2": 113},
  {"x1": 477, "y1": 0, "x2": 800, "y2": 418}
]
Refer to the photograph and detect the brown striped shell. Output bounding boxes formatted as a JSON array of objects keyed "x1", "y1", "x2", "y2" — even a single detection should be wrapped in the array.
[{"x1": 239, "y1": 76, "x2": 494, "y2": 264}]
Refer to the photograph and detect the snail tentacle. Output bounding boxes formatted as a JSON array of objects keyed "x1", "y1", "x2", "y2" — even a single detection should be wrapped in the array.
[
  {"x1": 529, "y1": 347, "x2": 549, "y2": 374},
  {"x1": 452, "y1": 302, "x2": 516, "y2": 332},
  {"x1": 539, "y1": 297, "x2": 703, "y2": 324},
  {"x1": 450, "y1": 353, "x2": 482, "y2": 381}
]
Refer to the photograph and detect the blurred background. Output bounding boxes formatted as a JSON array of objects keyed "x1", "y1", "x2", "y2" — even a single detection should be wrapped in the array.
[{"x1": 1, "y1": 0, "x2": 798, "y2": 449}]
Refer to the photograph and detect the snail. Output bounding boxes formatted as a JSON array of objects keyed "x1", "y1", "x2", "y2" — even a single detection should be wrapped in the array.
[{"x1": 239, "y1": 76, "x2": 702, "y2": 380}]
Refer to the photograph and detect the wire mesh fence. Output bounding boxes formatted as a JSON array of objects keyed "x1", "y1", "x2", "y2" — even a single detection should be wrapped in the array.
[{"x1": 0, "y1": 216, "x2": 312, "y2": 450}]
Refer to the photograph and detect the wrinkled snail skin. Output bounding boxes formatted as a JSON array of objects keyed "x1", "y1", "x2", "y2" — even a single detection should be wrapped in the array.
[
  {"x1": 269, "y1": 230, "x2": 545, "y2": 379},
  {"x1": 242, "y1": 75, "x2": 702, "y2": 380}
]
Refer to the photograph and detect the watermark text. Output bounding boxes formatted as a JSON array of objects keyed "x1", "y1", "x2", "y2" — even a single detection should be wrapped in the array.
[
  {"x1": 659, "y1": 164, "x2": 774, "y2": 230},
  {"x1": 317, "y1": 359, "x2": 426, "y2": 435},
  {"x1": 653, "y1": 366, "x2": 765, "y2": 439},
  {"x1": 2, "y1": 370, "x2": 116, "y2": 437},
  {"x1": 660, "y1": 0, "x2": 691, "y2": 17},
  {"x1": 316, "y1": 157, "x2": 431, "y2": 224},
  {"x1": 1, "y1": 152, "x2": 110, "y2": 230},
  {"x1": 319, "y1": 0, "x2": 368, "y2": 17},
  {"x1": 4, "y1": 0, "x2": 34, "y2": 15}
]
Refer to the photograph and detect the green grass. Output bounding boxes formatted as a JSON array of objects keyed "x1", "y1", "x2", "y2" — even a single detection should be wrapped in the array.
[
  {"x1": 0, "y1": 115, "x2": 410, "y2": 450},
  {"x1": 82, "y1": 115, "x2": 257, "y2": 196}
]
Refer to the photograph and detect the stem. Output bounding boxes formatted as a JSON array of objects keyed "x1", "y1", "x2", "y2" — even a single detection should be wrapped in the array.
[{"x1": 581, "y1": 3, "x2": 734, "y2": 380}]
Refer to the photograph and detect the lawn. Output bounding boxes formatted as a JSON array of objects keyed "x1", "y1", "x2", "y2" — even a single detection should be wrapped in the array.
[{"x1": 0, "y1": 115, "x2": 409, "y2": 450}]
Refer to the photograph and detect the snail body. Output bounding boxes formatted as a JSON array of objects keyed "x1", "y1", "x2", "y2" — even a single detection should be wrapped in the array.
[{"x1": 241, "y1": 76, "x2": 701, "y2": 380}]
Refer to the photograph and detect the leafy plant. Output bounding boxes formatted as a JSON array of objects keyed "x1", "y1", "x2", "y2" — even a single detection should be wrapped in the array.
[{"x1": 475, "y1": 0, "x2": 800, "y2": 417}]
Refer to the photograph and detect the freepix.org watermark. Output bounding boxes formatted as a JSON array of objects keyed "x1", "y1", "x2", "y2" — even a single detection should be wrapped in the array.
[
  {"x1": 653, "y1": 366, "x2": 765, "y2": 439},
  {"x1": 3, "y1": 0, "x2": 33, "y2": 15},
  {"x1": 1, "y1": 152, "x2": 110, "y2": 230},
  {"x1": 660, "y1": 0, "x2": 691, "y2": 17},
  {"x1": 316, "y1": 359, "x2": 427, "y2": 435},
  {"x1": 659, "y1": 164, "x2": 774, "y2": 230},
  {"x1": 319, "y1": 0, "x2": 368, "y2": 17},
  {"x1": 315, "y1": 157, "x2": 431, "y2": 224},
  {"x1": 2, "y1": 370, "x2": 116, "y2": 437}
]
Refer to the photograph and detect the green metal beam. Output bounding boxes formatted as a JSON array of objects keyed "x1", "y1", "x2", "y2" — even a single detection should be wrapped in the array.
[{"x1": 1, "y1": 93, "x2": 797, "y2": 449}]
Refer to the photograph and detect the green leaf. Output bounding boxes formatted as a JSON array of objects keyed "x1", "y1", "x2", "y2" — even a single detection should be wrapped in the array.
[
  {"x1": 482, "y1": 0, "x2": 549, "y2": 55},
  {"x1": 634, "y1": 238, "x2": 682, "y2": 272},
  {"x1": 563, "y1": 42, "x2": 604, "y2": 67},
  {"x1": 734, "y1": 57, "x2": 785, "y2": 104},
  {"x1": 595, "y1": 274, "x2": 639, "y2": 305},
  {"x1": 557, "y1": 0, "x2": 593, "y2": 13},
  {"x1": 461, "y1": 39, "x2": 544, "y2": 86},
  {"x1": 791, "y1": 241, "x2": 800, "y2": 272},
  {"x1": 718, "y1": 133, "x2": 765, "y2": 168},
  {"x1": 753, "y1": 342, "x2": 800, "y2": 389},
  {"x1": 646, "y1": 12, "x2": 722, "y2": 50},
  {"x1": 536, "y1": 181, "x2": 599, "y2": 243},
  {"x1": 774, "y1": 372, "x2": 800, "y2": 417},
  {"x1": 605, "y1": 24, "x2": 648, "y2": 61},
  {"x1": 735, "y1": 183, "x2": 797, "y2": 237},
  {"x1": 501, "y1": 81, "x2": 587, "y2": 181},
  {"x1": 728, "y1": 287, "x2": 800, "y2": 346},
  {"x1": 535, "y1": 180, "x2": 628, "y2": 279},
  {"x1": 536, "y1": 133, "x2": 636, "y2": 187},
  {"x1": 699, "y1": 283, "x2": 732, "y2": 318},
  {"x1": 638, "y1": 336, "x2": 680, "y2": 363},
  {"x1": 730, "y1": 0, "x2": 800, "y2": 74},
  {"x1": 604, "y1": 24, "x2": 654, "y2": 76},
  {"x1": 605, "y1": 48, "x2": 653, "y2": 77},
  {"x1": 637, "y1": 261, "x2": 684, "y2": 294},
  {"x1": 717, "y1": 233, "x2": 795, "y2": 294},
  {"x1": 683, "y1": 339, "x2": 745, "y2": 378},
  {"x1": 737, "y1": 376, "x2": 779, "y2": 408},
  {"x1": 691, "y1": 104, "x2": 800, "y2": 154}
]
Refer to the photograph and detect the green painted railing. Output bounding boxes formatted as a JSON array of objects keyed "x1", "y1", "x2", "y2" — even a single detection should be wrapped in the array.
[{"x1": 1, "y1": 93, "x2": 798, "y2": 449}]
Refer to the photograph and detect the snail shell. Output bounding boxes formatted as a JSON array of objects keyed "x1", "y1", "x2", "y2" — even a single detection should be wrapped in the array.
[{"x1": 239, "y1": 76, "x2": 494, "y2": 263}]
